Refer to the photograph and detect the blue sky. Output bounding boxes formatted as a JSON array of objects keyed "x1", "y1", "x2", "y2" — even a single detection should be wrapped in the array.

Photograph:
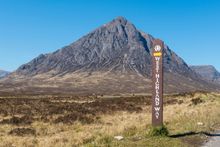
[{"x1": 0, "y1": 0, "x2": 220, "y2": 71}]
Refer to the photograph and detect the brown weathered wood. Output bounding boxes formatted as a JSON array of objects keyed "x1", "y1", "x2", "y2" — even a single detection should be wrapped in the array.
[{"x1": 152, "y1": 39, "x2": 164, "y2": 126}]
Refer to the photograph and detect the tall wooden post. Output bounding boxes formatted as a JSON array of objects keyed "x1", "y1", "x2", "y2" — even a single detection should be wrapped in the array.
[{"x1": 152, "y1": 39, "x2": 164, "y2": 126}]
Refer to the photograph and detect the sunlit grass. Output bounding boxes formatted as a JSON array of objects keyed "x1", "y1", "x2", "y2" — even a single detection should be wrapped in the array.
[{"x1": 0, "y1": 92, "x2": 220, "y2": 146}]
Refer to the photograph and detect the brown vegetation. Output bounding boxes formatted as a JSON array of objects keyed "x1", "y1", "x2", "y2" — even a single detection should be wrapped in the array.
[{"x1": 0, "y1": 92, "x2": 219, "y2": 146}]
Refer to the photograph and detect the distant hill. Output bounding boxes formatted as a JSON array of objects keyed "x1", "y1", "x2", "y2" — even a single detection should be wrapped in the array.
[
  {"x1": 0, "y1": 70, "x2": 10, "y2": 78},
  {"x1": 0, "y1": 17, "x2": 219, "y2": 95},
  {"x1": 190, "y1": 65, "x2": 220, "y2": 83}
]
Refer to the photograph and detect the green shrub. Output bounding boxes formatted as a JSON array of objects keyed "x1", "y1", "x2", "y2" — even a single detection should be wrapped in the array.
[{"x1": 148, "y1": 125, "x2": 169, "y2": 136}]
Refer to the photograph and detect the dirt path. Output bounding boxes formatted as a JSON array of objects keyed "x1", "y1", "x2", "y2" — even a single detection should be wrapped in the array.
[{"x1": 202, "y1": 131, "x2": 220, "y2": 147}]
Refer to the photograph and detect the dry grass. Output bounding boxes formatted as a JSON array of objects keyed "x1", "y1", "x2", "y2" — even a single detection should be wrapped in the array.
[{"x1": 0, "y1": 92, "x2": 220, "y2": 146}]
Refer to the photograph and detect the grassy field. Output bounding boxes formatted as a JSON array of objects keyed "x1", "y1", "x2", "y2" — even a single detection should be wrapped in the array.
[{"x1": 0, "y1": 92, "x2": 220, "y2": 147}]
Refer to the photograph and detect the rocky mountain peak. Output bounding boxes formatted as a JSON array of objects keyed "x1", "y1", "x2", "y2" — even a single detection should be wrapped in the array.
[
  {"x1": 1, "y1": 17, "x2": 219, "y2": 95},
  {"x1": 110, "y1": 16, "x2": 128, "y2": 25},
  {"x1": 191, "y1": 65, "x2": 220, "y2": 82},
  {"x1": 15, "y1": 17, "x2": 195, "y2": 79}
]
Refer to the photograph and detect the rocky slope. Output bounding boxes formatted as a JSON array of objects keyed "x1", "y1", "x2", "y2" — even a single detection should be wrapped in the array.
[
  {"x1": 0, "y1": 70, "x2": 9, "y2": 78},
  {"x1": 0, "y1": 17, "x2": 219, "y2": 95},
  {"x1": 15, "y1": 17, "x2": 192, "y2": 77},
  {"x1": 191, "y1": 65, "x2": 220, "y2": 83}
]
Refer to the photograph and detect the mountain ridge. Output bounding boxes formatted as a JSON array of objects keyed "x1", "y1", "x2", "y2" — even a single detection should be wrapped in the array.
[
  {"x1": 0, "y1": 70, "x2": 10, "y2": 78},
  {"x1": 190, "y1": 65, "x2": 220, "y2": 83},
  {"x1": 15, "y1": 17, "x2": 193, "y2": 77},
  {"x1": 0, "y1": 17, "x2": 219, "y2": 95}
]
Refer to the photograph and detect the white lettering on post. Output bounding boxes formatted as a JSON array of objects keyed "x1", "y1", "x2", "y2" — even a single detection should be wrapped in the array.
[{"x1": 154, "y1": 56, "x2": 160, "y2": 119}]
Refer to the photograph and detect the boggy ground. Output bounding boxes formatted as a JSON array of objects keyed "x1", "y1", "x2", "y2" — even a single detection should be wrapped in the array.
[
  {"x1": 0, "y1": 95, "x2": 150, "y2": 125},
  {"x1": 0, "y1": 92, "x2": 220, "y2": 146}
]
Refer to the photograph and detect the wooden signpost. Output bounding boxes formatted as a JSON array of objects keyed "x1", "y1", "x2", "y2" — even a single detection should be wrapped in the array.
[{"x1": 152, "y1": 39, "x2": 164, "y2": 126}]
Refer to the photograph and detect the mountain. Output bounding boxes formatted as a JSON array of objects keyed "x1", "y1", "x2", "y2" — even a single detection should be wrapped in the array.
[
  {"x1": 0, "y1": 70, "x2": 10, "y2": 78},
  {"x1": 16, "y1": 17, "x2": 191, "y2": 77},
  {"x1": 190, "y1": 65, "x2": 220, "y2": 83},
  {"x1": 0, "y1": 17, "x2": 219, "y2": 95}
]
